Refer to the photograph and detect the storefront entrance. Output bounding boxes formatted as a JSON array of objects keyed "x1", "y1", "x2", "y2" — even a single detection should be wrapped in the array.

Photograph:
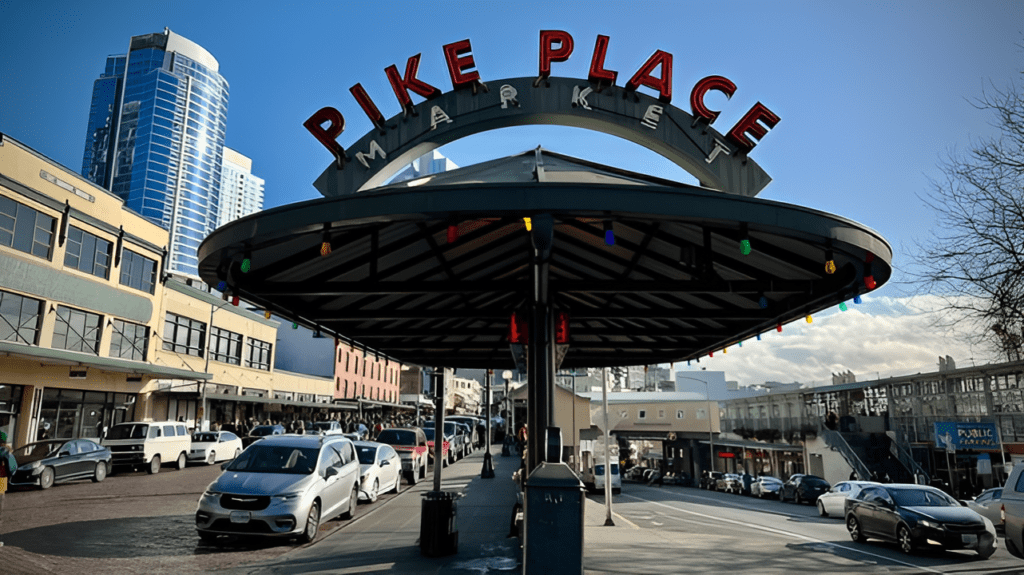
[{"x1": 37, "y1": 388, "x2": 135, "y2": 441}]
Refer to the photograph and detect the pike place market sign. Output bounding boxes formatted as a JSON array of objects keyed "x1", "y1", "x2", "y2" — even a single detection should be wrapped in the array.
[{"x1": 305, "y1": 31, "x2": 780, "y2": 197}]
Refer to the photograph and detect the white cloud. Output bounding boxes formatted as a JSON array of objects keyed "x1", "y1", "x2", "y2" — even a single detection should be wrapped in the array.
[{"x1": 673, "y1": 294, "x2": 998, "y2": 388}]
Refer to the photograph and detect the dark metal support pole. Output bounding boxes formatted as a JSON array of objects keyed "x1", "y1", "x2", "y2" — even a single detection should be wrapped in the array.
[
  {"x1": 432, "y1": 368, "x2": 446, "y2": 492},
  {"x1": 527, "y1": 214, "x2": 553, "y2": 472},
  {"x1": 482, "y1": 369, "x2": 495, "y2": 478}
]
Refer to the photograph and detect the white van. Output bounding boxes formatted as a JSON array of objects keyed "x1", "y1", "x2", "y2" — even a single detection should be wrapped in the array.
[
  {"x1": 594, "y1": 462, "x2": 622, "y2": 494},
  {"x1": 102, "y1": 421, "x2": 192, "y2": 474}
]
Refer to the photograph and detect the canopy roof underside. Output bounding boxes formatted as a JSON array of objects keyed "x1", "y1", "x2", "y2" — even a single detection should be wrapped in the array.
[{"x1": 198, "y1": 149, "x2": 892, "y2": 370}]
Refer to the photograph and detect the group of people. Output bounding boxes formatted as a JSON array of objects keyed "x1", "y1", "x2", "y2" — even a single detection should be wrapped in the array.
[{"x1": 207, "y1": 413, "x2": 425, "y2": 439}]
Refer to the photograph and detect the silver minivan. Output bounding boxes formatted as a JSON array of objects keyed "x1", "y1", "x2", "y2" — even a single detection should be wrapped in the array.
[{"x1": 195, "y1": 434, "x2": 360, "y2": 543}]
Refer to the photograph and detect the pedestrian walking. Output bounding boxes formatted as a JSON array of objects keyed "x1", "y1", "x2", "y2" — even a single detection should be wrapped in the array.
[{"x1": 0, "y1": 431, "x2": 18, "y2": 547}]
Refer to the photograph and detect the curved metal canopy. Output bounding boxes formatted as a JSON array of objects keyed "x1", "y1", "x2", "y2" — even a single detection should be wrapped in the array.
[{"x1": 198, "y1": 150, "x2": 891, "y2": 370}]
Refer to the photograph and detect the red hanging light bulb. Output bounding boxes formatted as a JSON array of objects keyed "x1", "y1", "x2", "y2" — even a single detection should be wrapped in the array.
[{"x1": 447, "y1": 224, "x2": 458, "y2": 244}]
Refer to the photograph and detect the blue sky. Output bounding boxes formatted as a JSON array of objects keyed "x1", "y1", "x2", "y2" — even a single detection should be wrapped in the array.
[{"x1": 1, "y1": 0, "x2": 1022, "y2": 385}]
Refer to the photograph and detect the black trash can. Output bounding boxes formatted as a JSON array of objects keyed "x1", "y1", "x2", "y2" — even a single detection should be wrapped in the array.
[{"x1": 420, "y1": 491, "x2": 459, "y2": 556}]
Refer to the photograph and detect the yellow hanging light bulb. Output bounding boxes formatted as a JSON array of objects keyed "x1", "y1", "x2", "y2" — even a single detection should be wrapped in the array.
[{"x1": 523, "y1": 217, "x2": 532, "y2": 231}]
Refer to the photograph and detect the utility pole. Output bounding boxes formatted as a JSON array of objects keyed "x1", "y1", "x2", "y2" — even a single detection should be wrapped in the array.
[{"x1": 602, "y1": 367, "x2": 614, "y2": 526}]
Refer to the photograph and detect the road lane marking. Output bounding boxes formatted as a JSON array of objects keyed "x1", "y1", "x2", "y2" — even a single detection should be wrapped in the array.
[
  {"x1": 622, "y1": 493, "x2": 947, "y2": 574},
  {"x1": 612, "y1": 511, "x2": 641, "y2": 530}
]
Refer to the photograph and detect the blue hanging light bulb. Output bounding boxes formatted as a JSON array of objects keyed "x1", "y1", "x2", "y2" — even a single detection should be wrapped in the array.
[
  {"x1": 756, "y1": 334, "x2": 761, "y2": 341},
  {"x1": 604, "y1": 221, "x2": 615, "y2": 246},
  {"x1": 854, "y1": 295, "x2": 863, "y2": 304},
  {"x1": 216, "y1": 280, "x2": 226, "y2": 292},
  {"x1": 758, "y1": 293, "x2": 768, "y2": 308}
]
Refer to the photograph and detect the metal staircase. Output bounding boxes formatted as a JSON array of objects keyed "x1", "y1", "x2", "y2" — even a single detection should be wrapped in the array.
[
  {"x1": 821, "y1": 428, "x2": 871, "y2": 481},
  {"x1": 887, "y1": 428, "x2": 930, "y2": 484}
]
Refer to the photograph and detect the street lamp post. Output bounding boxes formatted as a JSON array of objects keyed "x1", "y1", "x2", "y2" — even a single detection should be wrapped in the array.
[{"x1": 677, "y1": 375, "x2": 717, "y2": 476}]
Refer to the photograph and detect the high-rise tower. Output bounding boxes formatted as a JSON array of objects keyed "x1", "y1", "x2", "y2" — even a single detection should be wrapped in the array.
[
  {"x1": 81, "y1": 28, "x2": 229, "y2": 277},
  {"x1": 217, "y1": 147, "x2": 264, "y2": 227}
]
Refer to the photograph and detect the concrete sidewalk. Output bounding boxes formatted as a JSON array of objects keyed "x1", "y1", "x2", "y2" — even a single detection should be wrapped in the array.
[{"x1": 232, "y1": 445, "x2": 523, "y2": 575}]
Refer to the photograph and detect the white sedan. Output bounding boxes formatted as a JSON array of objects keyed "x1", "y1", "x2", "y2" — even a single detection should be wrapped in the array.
[
  {"x1": 354, "y1": 440, "x2": 402, "y2": 503},
  {"x1": 188, "y1": 431, "x2": 243, "y2": 464},
  {"x1": 816, "y1": 480, "x2": 879, "y2": 517}
]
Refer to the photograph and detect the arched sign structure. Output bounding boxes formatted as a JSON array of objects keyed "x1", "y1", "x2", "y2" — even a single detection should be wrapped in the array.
[{"x1": 311, "y1": 77, "x2": 774, "y2": 198}]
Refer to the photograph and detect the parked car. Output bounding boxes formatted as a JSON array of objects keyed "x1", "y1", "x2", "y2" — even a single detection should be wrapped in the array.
[
  {"x1": 242, "y1": 424, "x2": 285, "y2": 447},
  {"x1": 699, "y1": 471, "x2": 724, "y2": 490},
  {"x1": 10, "y1": 439, "x2": 111, "y2": 489},
  {"x1": 716, "y1": 473, "x2": 740, "y2": 492},
  {"x1": 354, "y1": 440, "x2": 402, "y2": 503},
  {"x1": 424, "y1": 421, "x2": 461, "y2": 462},
  {"x1": 195, "y1": 435, "x2": 360, "y2": 544},
  {"x1": 453, "y1": 422, "x2": 474, "y2": 456},
  {"x1": 102, "y1": 421, "x2": 191, "y2": 474},
  {"x1": 751, "y1": 476, "x2": 783, "y2": 499},
  {"x1": 816, "y1": 480, "x2": 878, "y2": 517},
  {"x1": 1002, "y1": 462, "x2": 1024, "y2": 559},
  {"x1": 447, "y1": 416, "x2": 482, "y2": 447},
  {"x1": 845, "y1": 483, "x2": 997, "y2": 558},
  {"x1": 188, "y1": 431, "x2": 244, "y2": 465},
  {"x1": 421, "y1": 426, "x2": 451, "y2": 466},
  {"x1": 375, "y1": 427, "x2": 429, "y2": 485},
  {"x1": 721, "y1": 473, "x2": 744, "y2": 494},
  {"x1": 780, "y1": 474, "x2": 830, "y2": 504},
  {"x1": 595, "y1": 463, "x2": 622, "y2": 494},
  {"x1": 964, "y1": 487, "x2": 1003, "y2": 530},
  {"x1": 305, "y1": 421, "x2": 345, "y2": 436}
]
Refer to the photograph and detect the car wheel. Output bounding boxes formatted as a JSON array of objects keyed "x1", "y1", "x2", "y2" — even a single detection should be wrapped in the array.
[
  {"x1": 977, "y1": 533, "x2": 997, "y2": 559},
  {"x1": 408, "y1": 468, "x2": 418, "y2": 485},
  {"x1": 207, "y1": 451, "x2": 216, "y2": 465},
  {"x1": 176, "y1": 452, "x2": 187, "y2": 470},
  {"x1": 369, "y1": 479, "x2": 379, "y2": 503},
  {"x1": 795, "y1": 492, "x2": 803, "y2": 505},
  {"x1": 897, "y1": 524, "x2": 914, "y2": 554},
  {"x1": 817, "y1": 500, "x2": 827, "y2": 517},
  {"x1": 848, "y1": 516, "x2": 865, "y2": 543},
  {"x1": 420, "y1": 462, "x2": 427, "y2": 479},
  {"x1": 390, "y1": 474, "x2": 401, "y2": 494},
  {"x1": 342, "y1": 485, "x2": 358, "y2": 520},
  {"x1": 148, "y1": 455, "x2": 161, "y2": 474},
  {"x1": 234, "y1": 448, "x2": 241, "y2": 459},
  {"x1": 299, "y1": 501, "x2": 320, "y2": 543},
  {"x1": 92, "y1": 461, "x2": 107, "y2": 483},
  {"x1": 40, "y1": 466, "x2": 55, "y2": 489}
]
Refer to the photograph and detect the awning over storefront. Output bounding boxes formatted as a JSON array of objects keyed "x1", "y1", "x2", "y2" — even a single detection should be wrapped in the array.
[
  {"x1": 699, "y1": 438, "x2": 804, "y2": 452},
  {"x1": 0, "y1": 340, "x2": 210, "y2": 380},
  {"x1": 205, "y1": 392, "x2": 354, "y2": 411}
]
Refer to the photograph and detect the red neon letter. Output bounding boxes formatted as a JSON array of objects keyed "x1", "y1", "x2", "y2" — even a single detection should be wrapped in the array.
[
  {"x1": 689, "y1": 75, "x2": 736, "y2": 124},
  {"x1": 625, "y1": 50, "x2": 673, "y2": 103},
  {"x1": 726, "y1": 102, "x2": 781, "y2": 152},
  {"x1": 384, "y1": 54, "x2": 442, "y2": 113},
  {"x1": 443, "y1": 39, "x2": 480, "y2": 89},
  {"x1": 303, "y1": 107, "x2": 345, "y2": 168},
  {"x1": 349, "y1": 83, "x2": 385, "y2": 131},
  {"x1": 588, "y1": 34, "x2": 617, "y2": 85},
  {"x1": 538, "y1": 30, "x2": 573, "y2": 79}
]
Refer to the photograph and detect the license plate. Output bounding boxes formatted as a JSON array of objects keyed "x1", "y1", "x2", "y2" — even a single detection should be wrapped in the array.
[
  {"x1": 230, "y1": 511, "x2": 251, "y2": 524},
  {"x1": 962, "y1": 534, "x2": 978, "y2": 546}
]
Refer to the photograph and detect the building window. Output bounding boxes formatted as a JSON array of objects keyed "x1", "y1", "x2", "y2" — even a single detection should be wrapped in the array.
[
  {"x1": 246, "y1": 338, "x2": 272, "y2": 371},
  {"x1": 619, "y1": 410, "x2": 628, "y2": 420},
  {"x1": 119, "y1": 249, "x2": 157, "y2": 294},
  {"x1": 209, "y1": 327, "x2": 242, "y2": 365},
  {"x1": 0, "y1": 289, "x2": 43, "y2": 345},
  {"x1": 109, "y1": 319, "x2": 148, "y2": 361},
  {"x1": 697, "y1": 408, "x2": 707, "y2": 420},
  {"x1": 162, "y1": 313, "x2": 206, "y2": 357},
  {"x1": 676, "y1": 410, "x2": 685, "y2": 419},
  {"x1": 638, "y1": 409, "x2": 647, "y2": 420},
  {"x1": 0, "y1": 196, "x2": 56, "y2": 260},
  {"x1": 64, "y1": 226, "x2": 112, "y2": 279},
  {"x1": 52, "y1": 305, "x2": 102, "y2": 354},
  {"x1": 658, "y1": 409, "x2": 665, "y2": 419}
]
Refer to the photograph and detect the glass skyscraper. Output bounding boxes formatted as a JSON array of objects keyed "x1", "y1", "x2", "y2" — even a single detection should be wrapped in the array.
[
  {"x1": 217, "y1": 147, "x2": 264, "y2": 228},
  {"x1": 81, "y1": 29, "x2": 229, "y2": 277}
]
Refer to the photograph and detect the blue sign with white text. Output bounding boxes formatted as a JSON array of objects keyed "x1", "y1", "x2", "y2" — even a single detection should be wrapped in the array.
[{"x1": 934, "y1": 422, "x2": 1000, "y2": 450}]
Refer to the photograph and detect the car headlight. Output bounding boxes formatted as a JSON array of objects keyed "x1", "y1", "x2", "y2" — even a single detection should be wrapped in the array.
[
  {"x1": 272, "y1": 492, "x2": 302, "y2": 502},
  {"x1": 919, "y1": 519, "x2": 942, "y2": 529},
  {"x1": 202, "y1": 490, "x2": 222, "y2": 501},
  {"x1": 18, "y1": 461, "x2": 42, "y2": 472}
]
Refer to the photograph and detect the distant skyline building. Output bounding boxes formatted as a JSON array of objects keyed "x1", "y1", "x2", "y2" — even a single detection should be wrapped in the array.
[
  {"x1": 81, "y1": 28, "x2": 229, "y2": 277},
  {"x1": 389, "y1": 150, "x2": 458, "y2": 183},
  {"x1": 217, "y1": 147, "x2": 264, "y2": 227}
]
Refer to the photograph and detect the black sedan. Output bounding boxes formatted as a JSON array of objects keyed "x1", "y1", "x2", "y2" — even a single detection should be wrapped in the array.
[
  {"x1": 10, "y1": 439, "x2": 111, "y2": 489},
  {"x1": 780, "y1": 474, "x2": 830, "y2": 504},
  {"x1": 241, "y1": 424, "x2": 285, "y2": 447},
  {"x1": 845, "y1": 484, "x2": 997, "y2": 558}
]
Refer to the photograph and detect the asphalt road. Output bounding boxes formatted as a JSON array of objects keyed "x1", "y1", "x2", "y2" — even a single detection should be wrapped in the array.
[
  {"x1": 0, "y1": 455, "x2": 415, "y2": 574},
  {"x1": 586, "y1": 482, "x2": 1024, "y2": 574}
]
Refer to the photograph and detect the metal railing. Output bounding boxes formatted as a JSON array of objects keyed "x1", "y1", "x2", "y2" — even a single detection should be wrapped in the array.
[
  {"x1": 820, "y1": 428, "x2": 871, "y2": 481},
  {"x1": 888, "y1": 424, "x2": 930, "y2": 484}
]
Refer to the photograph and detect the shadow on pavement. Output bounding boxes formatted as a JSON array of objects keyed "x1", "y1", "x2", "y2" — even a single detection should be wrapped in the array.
[{"x1": 3, "y1": 515, "x2": 294, "y2": 558}]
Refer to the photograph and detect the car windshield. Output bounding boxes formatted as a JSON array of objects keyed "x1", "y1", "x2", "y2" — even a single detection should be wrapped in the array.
[
  {"x1": 225, "y1": 445, "x2": 318, "y2": 474},
  {"x1": 804, "y1": 478, "x2": 829, "y2": 487},
  {"x1": 891, "y1": 488, "x2": 958, "y2": 507},
  {"x1": 250, "y1": 426, "x2": 278, "y2": 437},
  {"x1": 377, "y1": 430, "x2": 415, "y2": 445},
  {"x1": 356, "y1": 445, "x2": 377, "y2": 464},
  {"x1": 312, "y1": 422, "x2": 334, "y2": 431},
  {"x1": 13, "y1": 441, "x2": 65, "y2": 464},
  {"x1": 106, "y1": 423, "x2": 148, "y2": 440},
  {"x1": 423, "y1": 428, "x2": 435, "y2": 441},
  {"x1": 193, "y1": 433, "x2": 218, "y2": 443},
  {"x1": 760, "y1": 477, "x2": 782, "y2": 483}
]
